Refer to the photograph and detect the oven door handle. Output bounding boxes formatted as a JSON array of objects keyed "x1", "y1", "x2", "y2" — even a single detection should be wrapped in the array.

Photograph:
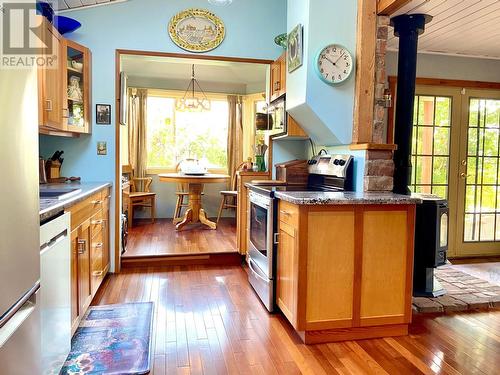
[{"x1": 248, "y1": 258, "x2": 269, "y2": 283}]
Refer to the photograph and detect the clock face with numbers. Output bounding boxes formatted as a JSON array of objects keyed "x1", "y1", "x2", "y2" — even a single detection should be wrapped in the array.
[{"x1": 316, "y1": 44, "x2": 353, "y2": 85}]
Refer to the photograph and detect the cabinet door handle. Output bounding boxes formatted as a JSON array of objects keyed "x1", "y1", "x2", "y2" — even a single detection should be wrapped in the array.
[
  {"x1": 45, "y1": 99, "x2": 52, "y2": 111},
  {"x1": 92, "y1": 270, "x2": 104, "y2": 277},
  {"x1": 276, "y1": 82, "x2": 280, "y2": 90},
  {"x1": 91, "y1": 219, "x2": 104, "y2": 225},
  {"x1": 93, "y1": 242, "x2": 103, "y2": 249},
  {"x1": 77, "y1": 239, "x2": 86, "y2": 254}
]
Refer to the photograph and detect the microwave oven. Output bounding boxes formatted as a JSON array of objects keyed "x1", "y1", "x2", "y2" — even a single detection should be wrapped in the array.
[{"x1": 266, "y1": 97, "x2": 287, "y2": 136}]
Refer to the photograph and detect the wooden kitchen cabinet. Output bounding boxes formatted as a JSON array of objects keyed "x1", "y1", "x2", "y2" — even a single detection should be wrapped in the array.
[
  {"x1": 67, "y1": 186, "x2": 110, "y2": 334},
  {"x1": 276, "y1": 201, "x2": 415, "y2": 344},
  {"x1": 276, "y1": 220, "x2": 298, "y2": 327},
  {"x1": 270, "y1": 52, "x2": 286, "y2": 102},
  {"x1": 38, "y1": 19, "x2": 65, "y2": 132},
  {"x1": 78, "y1": 219, "x2": 92, "y2": 318},
  {"x1": 38, "y1": 19, "x2": 92, "y2": 137},
  {"x1": 65, "y1": 39, "x2": 92, "y2": 134}
]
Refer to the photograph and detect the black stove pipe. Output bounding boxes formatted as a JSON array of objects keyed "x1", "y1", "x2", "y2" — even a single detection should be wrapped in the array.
[{"x1": 391, "y1": 14, "x2": 432, "y2": 195}]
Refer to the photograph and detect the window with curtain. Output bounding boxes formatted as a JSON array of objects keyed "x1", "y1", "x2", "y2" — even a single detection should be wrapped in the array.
[{"x1": 146, "y1": 93, "x2": 229, "y2": 170}]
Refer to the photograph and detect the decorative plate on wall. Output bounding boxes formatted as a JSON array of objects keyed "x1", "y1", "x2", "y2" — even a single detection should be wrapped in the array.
[{"x1": 168, "y1": 8, "x2": 225, "y2": 53}]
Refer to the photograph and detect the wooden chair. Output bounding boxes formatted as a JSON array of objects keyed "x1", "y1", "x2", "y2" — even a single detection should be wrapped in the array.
[
  {"x1": 216, "y1": 163, "x2": 245, "y2": 224},
  {"x1": 129, "y1": 176, "x2": 156, "y2": 227},
  {"x1": 172, "y1": 159, "x2": 203, "y2": 224}
]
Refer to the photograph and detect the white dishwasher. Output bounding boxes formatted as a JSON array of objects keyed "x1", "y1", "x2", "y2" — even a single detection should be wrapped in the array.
[{"x1": 40, "y1": 212, "x2": 71, "y2": 374}]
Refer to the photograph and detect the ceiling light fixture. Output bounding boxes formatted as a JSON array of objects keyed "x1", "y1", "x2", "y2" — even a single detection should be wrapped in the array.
[
  {"x1": 175, "y1": 65, "x2": 211, "y2": 112},
  {"x1": 208, "y1": 0, "x2": 233, "y2": 6}
]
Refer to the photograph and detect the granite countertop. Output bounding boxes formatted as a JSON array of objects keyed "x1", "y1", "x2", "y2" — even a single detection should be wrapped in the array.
[
  {"x1": 39, "y1": 182, "x2": 112, "y2": 222},
  {"x1": 274, "y1": 191, "x2": 422, "y2": 205}
]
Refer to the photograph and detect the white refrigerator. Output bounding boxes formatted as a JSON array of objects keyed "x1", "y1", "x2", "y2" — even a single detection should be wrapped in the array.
[{"x1": 0, "y1": 52, "x2": 42, "y2": 373}]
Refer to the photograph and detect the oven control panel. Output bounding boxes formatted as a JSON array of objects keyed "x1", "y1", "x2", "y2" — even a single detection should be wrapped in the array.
[{"x1": 308, "y1": 154, "x2": 353, "y2": 178}]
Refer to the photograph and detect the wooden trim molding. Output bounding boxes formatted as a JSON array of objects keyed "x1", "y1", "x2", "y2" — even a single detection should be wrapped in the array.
[
  {"x1": 388, "y1": 76, "x2": 500, "y2": 90},
  {"x1": 349, "y1": 143, "x2": 397, "y2": 151},
  {"x1": 116, "y1": 49, "x2": 274, "y2": 65},
  {"x1": 353, "y1": 0, "x2": 377, "y2": 144},
  {"x1": 114, "y1": 50, "x2": 121, "y2": 273},
  {"x1": 377, "y1": 0, "x2": 413, "y2": 15}
]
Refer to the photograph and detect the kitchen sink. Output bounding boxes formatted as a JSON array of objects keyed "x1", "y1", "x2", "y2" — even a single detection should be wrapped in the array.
[{"x1": 39, "y1": 188, "x2": 82, "y2": 200}]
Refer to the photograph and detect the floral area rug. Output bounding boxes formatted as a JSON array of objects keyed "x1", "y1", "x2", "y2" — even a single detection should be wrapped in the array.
[{"x1": 60, "y1": 302, "x2": 153, "y2": 374}]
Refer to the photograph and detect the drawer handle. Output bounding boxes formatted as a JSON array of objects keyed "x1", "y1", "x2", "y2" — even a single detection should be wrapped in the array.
[
  {"x1": 93, "y1": 243, "x2": 103, "y2": 249},
  {"x1": 92, "y1": 270, "x2": 104, "y2": 277},
  {"x1": 91, "y1": 200, "x2": 103, "y2": 205},
  {"x1": 45, "y1": 99, "x2": 52, "y2": 111},
  {"x1": 77, "y1": 239, "x2": 86, "y2": 254},
  {"x1": 279, "y1": 210, "x2": 290, "y2": 216},
  {"x1": 92, "y1": 219, "x2": 104, "y2": 225}
]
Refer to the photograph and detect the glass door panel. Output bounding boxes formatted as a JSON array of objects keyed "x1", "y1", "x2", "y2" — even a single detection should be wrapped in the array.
[
  {"x1": 455, "y1": 90, "x2": 500, "y2": 256},
  {"x1": 459, "y1": 95, "x2": 500, "y2": 249},
  {"x1": 66, "y1": 46, "x2": 85, "y2": 129},
  {"x1": 410, "y1": 94, "x2": 452, "y2": 198}
]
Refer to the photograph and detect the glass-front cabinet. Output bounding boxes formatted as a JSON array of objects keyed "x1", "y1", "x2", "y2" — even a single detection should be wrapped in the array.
[
  {"x1": 38, "y1": 20, "x2": 92, "y2": 136},
  {"x1": 64, "y1": 40, "x2": 91, "y2": 134}
]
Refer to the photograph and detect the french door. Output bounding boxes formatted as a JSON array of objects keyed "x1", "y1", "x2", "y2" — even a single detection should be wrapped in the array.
[{"x1": 411, "y1": 86, "x2": 500, "y2": 257}]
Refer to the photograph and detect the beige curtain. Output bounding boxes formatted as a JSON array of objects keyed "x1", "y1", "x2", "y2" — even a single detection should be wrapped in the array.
[
  {"x1": 227, "y1": 95, "x2": 243, "y2": 190},
  {"x1": 128, "y1": 88, "x2": 148, "y2": 187}
]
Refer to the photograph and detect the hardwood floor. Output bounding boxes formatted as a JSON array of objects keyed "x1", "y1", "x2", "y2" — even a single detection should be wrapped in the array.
[
  {"x1": 94, "y1": 265, "x2": 500, "y2": 374},
  {"x1": 124, "y1": 218, "x2": 237, "y2": 257}
]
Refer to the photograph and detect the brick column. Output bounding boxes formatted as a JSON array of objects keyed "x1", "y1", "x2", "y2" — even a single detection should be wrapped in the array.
[{"x1": 363, "y1": 15, "x2": 394, "y2": 192}]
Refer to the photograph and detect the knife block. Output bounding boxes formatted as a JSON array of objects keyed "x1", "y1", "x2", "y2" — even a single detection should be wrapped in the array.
[{"x1": 46, "y1": 160, "x2": 62, "y2": 180}]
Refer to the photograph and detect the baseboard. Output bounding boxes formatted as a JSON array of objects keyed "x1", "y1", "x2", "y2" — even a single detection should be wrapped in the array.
[{"x1": 299, "y1": 324, "x2": 408, "y2": 344}]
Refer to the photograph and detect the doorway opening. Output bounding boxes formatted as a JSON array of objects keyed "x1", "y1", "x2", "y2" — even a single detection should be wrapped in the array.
[{"x1": 114, "y1": 50, "x2": 271, "y2": 264}]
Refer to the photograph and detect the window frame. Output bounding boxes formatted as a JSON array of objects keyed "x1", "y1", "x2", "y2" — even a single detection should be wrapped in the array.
[{"x1": 145, "y1": 89, "x2": 232, "y2": 175}]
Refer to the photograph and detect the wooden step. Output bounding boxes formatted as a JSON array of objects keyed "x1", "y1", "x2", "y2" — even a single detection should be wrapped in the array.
[{"x1": 121, "y1": 251, "x2": 243, "y2": 268}]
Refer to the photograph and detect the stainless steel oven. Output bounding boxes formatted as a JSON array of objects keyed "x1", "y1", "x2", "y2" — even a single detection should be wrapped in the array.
[{"x1": 247, "y1": 190, "x2": 276, "y2": 311}]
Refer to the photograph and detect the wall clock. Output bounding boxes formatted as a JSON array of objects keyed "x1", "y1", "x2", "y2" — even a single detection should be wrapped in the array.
[
  {"x1": 168, "y1": 8, "x2": 225, "y2": 53},
  {"x1": 315, "y1": 44, "x2": 354, "y2": 85}
]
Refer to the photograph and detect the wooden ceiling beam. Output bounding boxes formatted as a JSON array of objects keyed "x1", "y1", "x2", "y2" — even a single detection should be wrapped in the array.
[{"x1": 377, "y1": 0, "x2": 413, "y2": 15}]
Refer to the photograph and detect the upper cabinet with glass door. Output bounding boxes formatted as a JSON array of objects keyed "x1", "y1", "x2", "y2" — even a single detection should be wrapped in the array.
[
  {"x1": 65, "y1": 40, "x2": 92, "y2": 134},
  {"x1": 38, "y1": 19, "x2": 92, "y2": 136}
]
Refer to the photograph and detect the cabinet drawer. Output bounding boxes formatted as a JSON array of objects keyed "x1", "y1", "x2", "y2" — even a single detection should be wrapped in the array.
[
  {"x1": 90, "y1": 210, "x2": 104, "y2": 238},
  {"x1": 90, "y1": 230, "x2": 104, "y2": 295},
  {"x1": 68, "y1": 194, "x2": 96, "y2": 230},
  {"x1": 100, "y1": 187, "x2": 111, "y2": 201},
  {"x1": 279, "y1": 201, "x2": 299, "y2": 228}
]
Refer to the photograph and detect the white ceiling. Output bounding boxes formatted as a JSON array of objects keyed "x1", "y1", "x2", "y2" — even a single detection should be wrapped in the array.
[
  {"x1": 388, "y1": 0, "x2": 500, "y2": 60},
  {"x1": 53, "y1": 0, "x2": 127, "y2": 12},
  {"x1": 120, "y1": 54, "x2": 269, "y2": 94}
]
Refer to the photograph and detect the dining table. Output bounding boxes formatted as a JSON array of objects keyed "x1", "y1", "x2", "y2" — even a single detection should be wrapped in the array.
[{"x1": 158, "y1": 172, "x2": 230, "y2": 230}]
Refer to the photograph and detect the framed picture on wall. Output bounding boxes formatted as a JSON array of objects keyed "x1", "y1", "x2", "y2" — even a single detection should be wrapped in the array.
[
  {"x1": 96, "y1": 104, "x2": 111, "y2": 125},
  {"x1": 288, "y1": 24, "x2": 303, "y2": 73}
]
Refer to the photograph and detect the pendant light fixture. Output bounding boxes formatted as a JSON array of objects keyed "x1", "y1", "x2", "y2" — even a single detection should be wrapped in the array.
[
  {"x1": 208, "y1": 0, "x2": 233, "y2": 6},
  {"x1": 175, "y1": 64, "x2": 211, "y2": 112}
]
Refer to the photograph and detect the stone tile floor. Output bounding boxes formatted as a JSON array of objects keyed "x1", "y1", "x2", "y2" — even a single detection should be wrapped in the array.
[{"x1": 412, "y1": 264, "x2": 500, "y2": 313}]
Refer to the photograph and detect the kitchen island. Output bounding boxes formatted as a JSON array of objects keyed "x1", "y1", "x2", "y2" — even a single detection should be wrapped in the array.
[{"x1": 274, "y1": 191, "x2": 421, "y2": 344}]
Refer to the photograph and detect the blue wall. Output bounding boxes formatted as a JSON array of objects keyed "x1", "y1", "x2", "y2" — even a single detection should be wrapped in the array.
[
  {"x1": 40, "y1": 0, "x2": 287, "y2": 269},
  {"x1": 286, "y1": 0, "x2": 358, "y2": 146}
]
